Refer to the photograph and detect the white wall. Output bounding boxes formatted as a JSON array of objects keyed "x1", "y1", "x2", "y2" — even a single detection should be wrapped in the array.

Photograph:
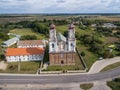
[
  {"x1": 49, "y1": 41, "x2": 58, "y2": 52},
  {"x1": 6, "y1": 54, "x2": 44, "y2": 62},
  {"x1": 18, "y1": 45, "x2": 44, "y2": 48}
]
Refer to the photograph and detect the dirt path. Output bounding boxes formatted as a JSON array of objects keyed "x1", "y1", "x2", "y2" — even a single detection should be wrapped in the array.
[{"x1": 0, "y1": 61, "x2": 7, "y2": 70}]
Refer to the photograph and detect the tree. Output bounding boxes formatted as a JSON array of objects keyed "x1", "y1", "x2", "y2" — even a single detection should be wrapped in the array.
[
  {"x1": 0, "y1": 32, "x2": 9, "y2": 40},
  {"x1": 0, "y1": 54, "x2": 5, "y2": 60},
  {"x1": 81, "y1": 51, "x2": 85, "y2": 56},
  {"x1": 103, "y1": 51, "x2": 114, "y2": 58},
  {"x1": 20, "y1": 35, "x2": 37, "y2": 40},
  {"x1": 90, "y1": 43, "x2": 104, "y2": 55},
  {"x1": 63, "y1": 31, "x2": 68, "y2": 37}
]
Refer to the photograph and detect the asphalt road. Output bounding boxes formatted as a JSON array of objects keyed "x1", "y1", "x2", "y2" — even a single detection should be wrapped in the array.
[{"x1": 0, "y1": 67, "x2": 120, "y2": 85}]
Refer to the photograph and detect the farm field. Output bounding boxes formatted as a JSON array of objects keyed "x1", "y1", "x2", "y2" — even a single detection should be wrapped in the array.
[
  {"x1": 88, "y1": 16, "x2": 120, "y2": 21},
  {"x1": 10, "y1": 28, "x2": 47, "y2": 39}
]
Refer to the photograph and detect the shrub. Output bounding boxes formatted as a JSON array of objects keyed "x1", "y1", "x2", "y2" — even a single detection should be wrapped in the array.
[
  {"x1": 80, "y1": 83, "x2": 93, "y2": 90},
  {"x1": 81, "y1": 51, "x2": 85, "y2": 56}
]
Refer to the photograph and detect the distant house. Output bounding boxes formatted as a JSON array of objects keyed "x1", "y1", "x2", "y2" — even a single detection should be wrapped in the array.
[
  {"x1": 5, "y1": 48, "x2": 45, "y2": 62},
  {"x1": 102, "y1": 23, "x2": 117, "y2": 28},
  {"x1": 17, "y1": 40, "x2": 46, "y2": 48},
  {"x1": 91, "y1": 24, "x2": 97, "y2": 28},
  {"x1": 112, "y1": 30, "x2": 118, "y2": 34},
  {"x1": 1, "y1": 37, "x2": 19, "y2": 47}
]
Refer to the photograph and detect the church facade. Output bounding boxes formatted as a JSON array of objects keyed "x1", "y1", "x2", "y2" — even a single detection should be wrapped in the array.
[{"x1": 49, "y1": 24, "x2": 76, "y2": 65}]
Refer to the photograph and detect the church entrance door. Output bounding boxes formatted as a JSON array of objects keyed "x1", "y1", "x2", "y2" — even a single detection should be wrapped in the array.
[{"x1": 61, "y1": 60, "x2": 64, "y2": 64}]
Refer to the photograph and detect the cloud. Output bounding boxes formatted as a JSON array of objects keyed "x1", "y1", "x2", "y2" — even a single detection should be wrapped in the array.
[
  {"x1": 0, "y1": 0, "x2": 120, "y2": 13},
  {"x1": 56, "y1": 0, "x2": 66, "y2": 3}
]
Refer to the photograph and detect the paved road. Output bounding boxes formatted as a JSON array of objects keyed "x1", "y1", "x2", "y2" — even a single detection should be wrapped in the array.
[
  {"x1": 90, "y1": 81, "x2": 111, "y2": 90},
  {"x1": 0, "y1": 67, "x2": 120, "y2": 85},
  {"x1": 89, "y1": 57, "x2": 120, "y2": 74}
]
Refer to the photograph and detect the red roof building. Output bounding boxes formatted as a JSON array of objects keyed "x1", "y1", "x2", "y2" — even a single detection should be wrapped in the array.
[{"x1": 5, "y1": 48, "x2": 45, "y2": 62}]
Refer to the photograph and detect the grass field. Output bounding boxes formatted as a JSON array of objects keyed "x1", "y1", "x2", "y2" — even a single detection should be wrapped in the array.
[
  {"x1": 88, "y1": 16, "x2": 120, "y2": 21},
  {"x1": 0, "y1": 61, "x2": 40, "y2": 74},
  {"x1": 10, "y1": 28, "x2": 47, "y2": 39},
  {"x1": 9, "y1": 34, "x2": 16, "y2": 39},
  {"x1": 77, "y1": 44, "x2": 98, "y2": 70},
  {"x1": 56, "y1": 25, "x2": 95, "y2": 35}
]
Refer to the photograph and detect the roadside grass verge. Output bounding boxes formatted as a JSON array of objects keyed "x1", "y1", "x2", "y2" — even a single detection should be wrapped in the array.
[
  {"x1": 107, "y1": 78, "x2": 120, "y2": 90},
  {"x1": 80, "y1": 83, "x2": 93, "y2": 90},
  {"x1": 101, "y1": 62, "x2": 120, "y2": 72}
]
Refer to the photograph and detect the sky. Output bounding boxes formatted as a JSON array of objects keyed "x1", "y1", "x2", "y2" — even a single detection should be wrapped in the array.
[{"x1": 0, "y1": 0, "x2": 120, "y2": 14}]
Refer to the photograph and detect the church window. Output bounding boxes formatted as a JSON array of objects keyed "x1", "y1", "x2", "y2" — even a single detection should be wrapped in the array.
[
  {"x1": 52, "y1": 44, "x2": 54, "y2": 48},
  {"x1": 61, "y1": 60, "x2": 64, "y2": 64}
]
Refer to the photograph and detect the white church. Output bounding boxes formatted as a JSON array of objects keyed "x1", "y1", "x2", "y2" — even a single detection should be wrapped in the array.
[{"x1": 49, "y1": 23, "x2": 76, "y2": 65}]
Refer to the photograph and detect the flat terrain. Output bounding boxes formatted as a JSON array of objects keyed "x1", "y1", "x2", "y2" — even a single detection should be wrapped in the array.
[
  {"x1": 0, "y1": 61, "x2": 40, "y2": 74},
  {"x1": 88, "y1": 16, "x2": 120, "y2": 21},
  {"x1": 10, "y1": 28, "x2": 46, "y2": 39}
]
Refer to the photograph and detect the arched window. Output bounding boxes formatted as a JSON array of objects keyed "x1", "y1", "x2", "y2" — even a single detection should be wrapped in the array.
[
  {"x1": 52, "y1": 43, "x2": 54, "y2": 48},
  {"x1": 71, "y1": 43, "x2": 73, "y2": 47},
  {"x1": 61, "y1": 60, "x2": 64, "y2": 64}
]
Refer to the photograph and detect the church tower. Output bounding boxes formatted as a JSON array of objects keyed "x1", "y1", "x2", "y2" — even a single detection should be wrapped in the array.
[
  {"x1": 68, "y1": 23, "x2": 76, "y2": 52},
  {"x1": 49, "y1": 24, "x2": 58, "y2": 52}
]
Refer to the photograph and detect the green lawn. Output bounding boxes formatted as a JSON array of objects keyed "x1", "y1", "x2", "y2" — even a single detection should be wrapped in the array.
[
  {"x1": 10, "y1": 28, "x2": 47, "y2": 39},
  {"x1": 101, "y1": 62, "x2": 120, "y2": 72},
  {"x1": 0, "y1": 61, "x2": 40, "y2": 74},
  {"x1": 77, "y1": 43, "x2": 98, "y2": 70},
  {"x1": 9, "y1": 34, "x2": 16, "y2": 39}
]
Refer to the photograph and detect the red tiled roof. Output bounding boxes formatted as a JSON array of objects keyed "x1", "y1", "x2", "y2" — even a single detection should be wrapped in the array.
[
  {"x1": 6, "y1": 48, "x2": 44, "y2": 56},
  {"x1": 17, "y1": 40, "x2": 44, "y2": 46}
]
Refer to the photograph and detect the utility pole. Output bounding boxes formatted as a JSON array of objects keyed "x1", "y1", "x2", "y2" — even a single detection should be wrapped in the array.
[{"x1": 18, "y1": 58, "x2": 21, "y2": 71}]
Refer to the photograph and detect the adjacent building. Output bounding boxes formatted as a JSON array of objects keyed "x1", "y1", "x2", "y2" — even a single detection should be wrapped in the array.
[
  {"x1": 17, "y1": 40, "x2": 46, "y2": 48},
  {"x1": 5, "y1": 48, "x2": 44, "y2": 62},
  {"x1": 1, "y1": 37, "x2": 19, "y2": 47},
  {"x1": 49, "y1": 24, "x2": 76, "y2": 65},
  {"x1": 102, "y1": 23, "x2": 117, "y2": 28}
]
